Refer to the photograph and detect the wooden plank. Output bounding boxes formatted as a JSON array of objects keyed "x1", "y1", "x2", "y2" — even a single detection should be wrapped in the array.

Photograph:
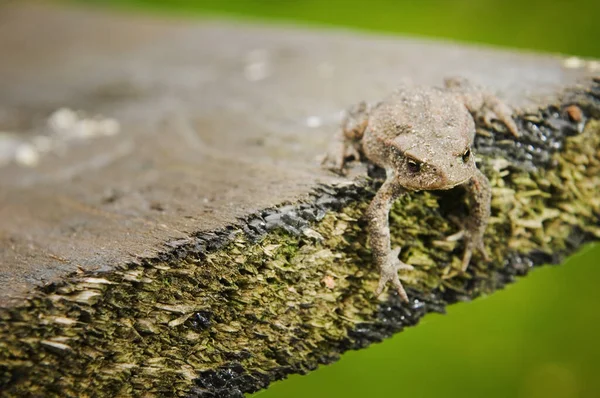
[{"x1": 0, "y1": 3, "x2": 598, "y2": 397}]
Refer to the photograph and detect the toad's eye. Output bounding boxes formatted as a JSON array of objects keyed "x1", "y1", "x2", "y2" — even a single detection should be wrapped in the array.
[
  {"x1": 407, "y1": 159, "x2": 421, "y2": 173},
  {"x1": 462, "y1": 148, "x2": 471, "y2": 163}
]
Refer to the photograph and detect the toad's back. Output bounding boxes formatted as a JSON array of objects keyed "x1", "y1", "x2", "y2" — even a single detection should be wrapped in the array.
[
  {"x1": 362, "y1": 86, "x2": 476, "y2": 171},
  {"x1": 368, "y1": 86, "x2": 475, "y2": 143}
]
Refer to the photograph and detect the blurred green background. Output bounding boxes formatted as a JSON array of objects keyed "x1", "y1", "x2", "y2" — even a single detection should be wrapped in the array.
[
  {"x1": 77, "y1": 1, "x2": 600, "y2": 397},
  {"x1": 82, "y1": 0, "x2": 600, "y2": 57}
]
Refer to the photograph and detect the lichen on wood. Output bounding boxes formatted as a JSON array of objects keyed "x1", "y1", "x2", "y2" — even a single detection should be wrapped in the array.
[{"x1": 1, "y1": 80, "x2": 600, "y2": 397}]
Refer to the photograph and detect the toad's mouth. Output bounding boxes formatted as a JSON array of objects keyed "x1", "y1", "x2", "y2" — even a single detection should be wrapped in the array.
[
  {"x1": 405, "y1": 176, "x2": 472, "y2": 191},
  {"x1": 443, "y1": 176, "x2": 472, "y2": 190}
]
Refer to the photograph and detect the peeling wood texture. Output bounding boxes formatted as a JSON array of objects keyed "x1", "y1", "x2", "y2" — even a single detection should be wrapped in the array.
[{"x1": 0, "y1": 3, "x2": 599, "y2": 397}]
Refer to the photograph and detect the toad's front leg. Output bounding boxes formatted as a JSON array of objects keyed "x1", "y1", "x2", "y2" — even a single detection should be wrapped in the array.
[
  {"x1": 366, "y1": 173, "x2": 414, "y2": 302},
  {"x1": 460, "y1": 168, "x2": 492, "y2": 271}
]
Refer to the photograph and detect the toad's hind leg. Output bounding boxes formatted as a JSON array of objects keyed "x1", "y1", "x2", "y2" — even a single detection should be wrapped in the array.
[
  {"x1": 444, "y1": 77, "x2": 520, "y2": 138},
  {"x1": 321, "y1": 101, "x2": 370, "y2": 173}
]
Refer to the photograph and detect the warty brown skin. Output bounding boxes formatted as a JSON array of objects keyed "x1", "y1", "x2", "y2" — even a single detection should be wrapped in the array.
[{"x1": 323, "y1": 79, "x2": 517, "y2": 302}]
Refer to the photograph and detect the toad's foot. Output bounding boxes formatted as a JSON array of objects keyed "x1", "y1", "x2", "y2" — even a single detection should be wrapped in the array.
[
  {"x1": 320, "y1": 140, "x2": 360, "y2": 175},
  {"x1": 481, "y1": 96, "x2": 520, "y2": 138},
  {"x1": 375, "y1": 247, "x2": 414, "y2": 302},
  {"x1": 321, "y1": 101, "x2": 369, "y2": 174},
  {"x1": 461, "y1": 230, "x2": 490, "y2": 272}
]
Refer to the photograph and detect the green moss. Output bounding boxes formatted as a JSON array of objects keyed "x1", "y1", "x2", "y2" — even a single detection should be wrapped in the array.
[{"x1": 0, "y1": 122, "x2": 598, "y2": 396}]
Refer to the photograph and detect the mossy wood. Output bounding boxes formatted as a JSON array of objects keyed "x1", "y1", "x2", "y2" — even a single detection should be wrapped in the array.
[{"x1": 0, "y1": 4, "x2": 599, "y2": 397}]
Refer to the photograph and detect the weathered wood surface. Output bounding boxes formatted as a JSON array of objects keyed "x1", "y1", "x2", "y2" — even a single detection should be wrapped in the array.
[{"x1": 0, "y1": 3, "x2": 599, "y2": 397}]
